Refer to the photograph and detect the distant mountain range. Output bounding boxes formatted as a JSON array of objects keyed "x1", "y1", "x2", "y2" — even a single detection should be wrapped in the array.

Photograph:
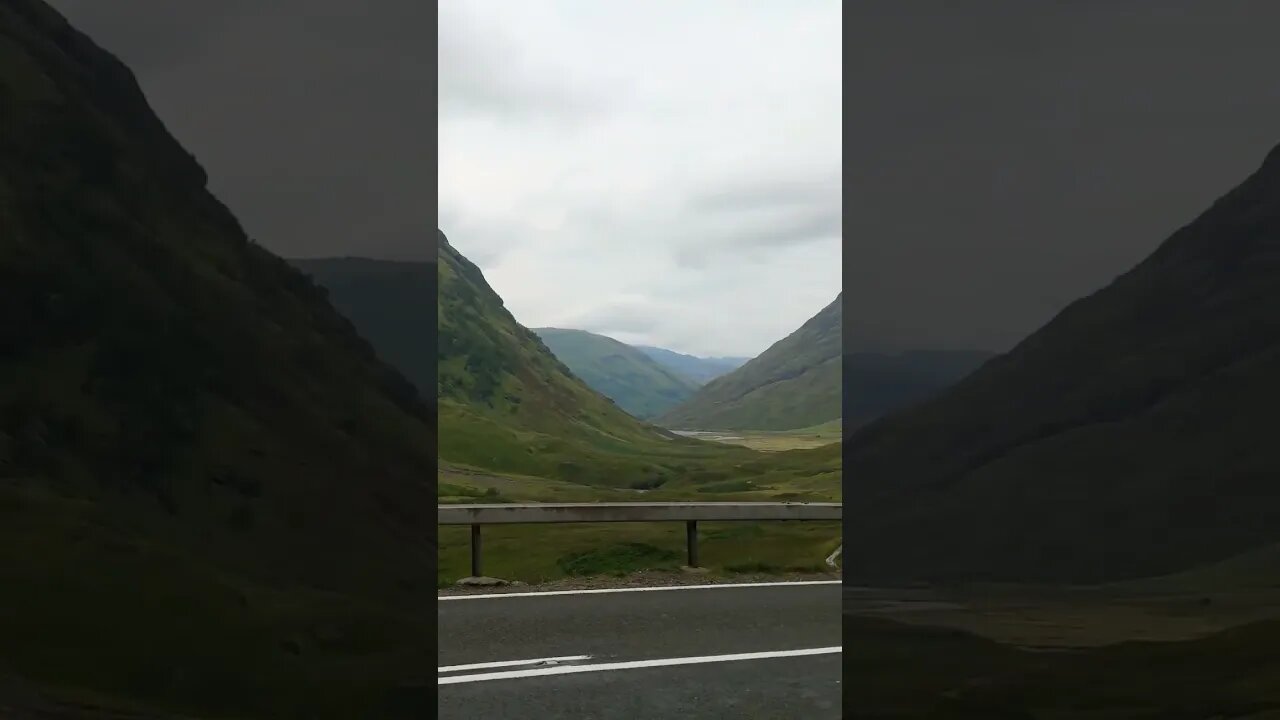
[
  {"x1": 657, "y1": 294, "x2": 842, "y2": 431},
  {"x1": 634, "y1": 346, "x2": 749, "y2": 385},
  {"x1": 532, "y1": 328, "x2": 699, "y2": 419},
  {"x1": 290, "y1": 257, "x2": 435, "y2": 394},
  {"x1": 844, "y1": 141, "x2": 1280, "y2": 585},
  {"x1": 433, "y1": 232, "x2": 693, "y2": 485},
  {"x1": 289, "y1": 257, "x2": 990, "y2": 440},
  {"x1": 529, "y1": 322, "x2": 989, "y2": 433},
  {"x1": 532, "y1": 323, "x2": 989, "y2": 434}
]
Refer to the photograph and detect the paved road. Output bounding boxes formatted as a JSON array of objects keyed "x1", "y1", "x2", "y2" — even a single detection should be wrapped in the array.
[{"x1": 438, "y1": 581, "x2": 842, "y2": 719}]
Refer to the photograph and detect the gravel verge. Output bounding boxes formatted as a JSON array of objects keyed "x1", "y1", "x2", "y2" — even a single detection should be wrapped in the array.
[{"x1": 438, "y1": 568, "x2": 841, "y2": 596}]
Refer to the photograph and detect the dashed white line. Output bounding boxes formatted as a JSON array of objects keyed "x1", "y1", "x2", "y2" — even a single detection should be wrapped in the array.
[
  {"x1": 439, "y1": 655, "x2": 591, "y2": 674},
  {"x1": 438, "y1": 646, "x2": 842, "y2": 685},
  {"x1": 439, "y1": 579, "x2": 840, "y2": 601}
]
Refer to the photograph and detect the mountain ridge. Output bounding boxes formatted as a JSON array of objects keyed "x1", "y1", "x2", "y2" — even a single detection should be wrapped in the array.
[
  {"x1": 290, "y1": 257, "x2": 435, "y2": 395},
  {"x1": 1, "y1": 2, "x2": 437, "y2": 715},
  {"x1": 657, "y1": 294, "x2": 841, "y2": 431},
  {"x1": 843, "y1": 141, "x2": 1280, "y2": 584},
  {"x1": 532, "y1": 327, "x2": 698, "y2": 419},
  {"x1": 635, "y1": 345, "x2": 750, "y2": 385}
]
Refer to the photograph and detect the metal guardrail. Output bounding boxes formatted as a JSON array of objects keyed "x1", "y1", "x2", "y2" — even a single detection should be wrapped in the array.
[{"x1": 439, "y1": 502, "x2": 842, "y2": 577}]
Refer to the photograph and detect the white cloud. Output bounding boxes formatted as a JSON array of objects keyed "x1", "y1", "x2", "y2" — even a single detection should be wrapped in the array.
[{"x1": 439, "y1": 0, "x2": 842, "y2": 357}]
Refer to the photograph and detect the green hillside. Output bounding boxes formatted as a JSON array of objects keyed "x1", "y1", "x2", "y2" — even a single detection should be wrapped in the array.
[
  {"x1": 635, "y1": 345, "x2": 749, "y2": 385},
  {"x1": 657, "y1": 294, "x2": 841, "y2": 431},
  {"x1": 436, "y1": 232, "x2": 842, "y2": 497},
  {"x1": 844, "y1": 142, "x2": 1280, "y2": 584},
  {"x1": 533, "y1": 327, "x2": 698, "y2": 419},
  {"x1": 0, "y1": 2, "x2": 436, "y2": 716},
  {"x1": 847, "y1": 614, "x2": 1280, "y2": 717},
  {"x1": 439, "y1": 232, "x2": 744, "y2": 488},
  {"x1": 290, "y1": 258, "x2": 435, "y2": 395},
  {"x1": 845, "y1": 349, "x2": 995, "y2": 431}
]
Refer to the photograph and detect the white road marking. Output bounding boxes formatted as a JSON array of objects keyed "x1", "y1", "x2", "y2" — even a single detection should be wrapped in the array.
[
  {"x1": 825, "y1": 544, "x2": 842, "y2": 568},
  {"x1": 439, "y1": 579, "x2": 840, "y2": 601},
  {"x1": 439, "y1": 655, "x2": 591, "y2": 673},
  {"x1": 438, "y1": 646, "x2": 842, "y2": 685}
]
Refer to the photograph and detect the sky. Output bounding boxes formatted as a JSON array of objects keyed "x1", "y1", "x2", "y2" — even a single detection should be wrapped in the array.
[
  {"x1": 47, "y1": 2, "x2": 1280, "y2": 357},
  {"x1": 439, "y1": 1, "x2": 842, "y2": 358},
  {"x1": 51, "y1": 0, "x2": 842, "y2": 360},
  {"x1": 847, "y1": 0, "x2": 1280, "y2": 352},
  {"x1": 47, "y1": 0, "x2": 432, "y2": 274}
]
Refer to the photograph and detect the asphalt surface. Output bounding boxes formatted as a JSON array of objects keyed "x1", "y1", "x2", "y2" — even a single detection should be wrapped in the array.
[{"x1": 438, "y1": 582, "x2": 842, "y2": 719}]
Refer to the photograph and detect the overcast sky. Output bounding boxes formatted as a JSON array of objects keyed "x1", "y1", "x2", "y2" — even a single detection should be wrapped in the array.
[
  {"x1": 52, "y1": 0, "x2": 840, "y2": 359},
  {"x1": 848, "y1": 1, "x2": 1280, "y2": 352},
  {"x1": 50, "y1": 2, "x2": 1278, "y2": 358},
  {"x1": 47, "y1": 0, "x2": 432, "y2": 277},
  {"x1": 439, "y1": 1, "x2": 841, "y2": 357}
]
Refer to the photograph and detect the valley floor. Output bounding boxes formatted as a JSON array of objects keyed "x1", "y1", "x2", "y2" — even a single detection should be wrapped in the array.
[
  {"x1": 846, "y1": 562, "x2": 1280, "y2": 717},
  {"x1": 671, "y1": 422, "x2": 841, "y2": 452}
]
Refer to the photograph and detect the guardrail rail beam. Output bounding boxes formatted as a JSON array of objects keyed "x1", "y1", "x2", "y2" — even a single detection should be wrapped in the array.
[{"x1": 439, "y1": 502, "x2": 842, "y2": 580}]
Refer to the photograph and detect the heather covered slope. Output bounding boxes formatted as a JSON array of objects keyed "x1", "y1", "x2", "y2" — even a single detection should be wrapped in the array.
[
  {"x1": 437, "y1": 231, "x2": 678, "y2": 445},
  {"x1": 0, "y1": 2, "x2": 436, "y2": 715},
  {"x1": 533, "y1": 327, "x2": 699, "y2": 419},
  {"x1": 657, "y1": 294, "x2": 841, "y2": 431},
  {"x1": 436, "y1": 233, "x2": 842, "y2": 496},
  {"x1": 290, "y1": 257, "x2": 436, "y2": 395},
  {"x1": 437, "y1": 232, "x2": 754, "y2": 488},
  {"x1": 844, "y1": 143, "x2": 1280, "y2": 584}
]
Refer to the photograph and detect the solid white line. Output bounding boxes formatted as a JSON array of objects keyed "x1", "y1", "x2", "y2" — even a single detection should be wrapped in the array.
[
  {"x1": 439, "y1": 579, "x2": 840, "y2": 601},
  {"x1": 438, "y1": 646, "x2": 842, "y2": 685},
  {"x1": 439, "y1": 655, "x2": 591, "y2": 674}
]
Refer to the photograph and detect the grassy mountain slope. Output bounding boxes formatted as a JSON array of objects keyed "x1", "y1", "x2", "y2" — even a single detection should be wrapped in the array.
[
  {"x1": 290, "y1": 258, "x2": 435, "y2": 395},
  {"x1": 657, "y1": 294, "x2": 841, "y2": 431},
  {"x1": 0, "y1": 2, "x2": 437, "y2": 716},
  {"x1": 845, "y1": 349, "x2": 995, "y2": 431},
  {"x1": 437, "y1": 232, "x2": 756, "y2": 488},
  {"x1": 533, "y1": 327, "x2": 698, "y2": 419},
  {"x1": 844, "y1": 142, "x2": 1280, "y2": 584},
  {"x1": 847, "y1": 614, "x2": 1280, "y2": 717},
  {"x1": 437, "y1": 233, "x2": 842, "y2": 498},
  {"x1": 635, "y1": 345, "x2": 749, "y2": 385}
]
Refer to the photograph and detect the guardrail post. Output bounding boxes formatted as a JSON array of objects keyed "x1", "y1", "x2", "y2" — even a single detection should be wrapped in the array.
[
  {"x1": 470, "y1": 523, "x2": 482, "y2": 577},
  {"x1": 686, "y1": 520, "x2": 699, "y2": 567}
]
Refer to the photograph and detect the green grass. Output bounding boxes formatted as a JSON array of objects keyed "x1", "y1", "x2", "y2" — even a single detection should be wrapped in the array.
[
  {"x1": 557, "y1": 542, "x2": 682, "y2": 576},
  {"x1": 845, "y1": 613, "x2": 1280, "y2": 718},
  {"x1": 0, "y1": 482, "x2": 436, "y2": 719},
  {"x1": 0, "y1": 6, "x2": 440, "y2": 716},
  {"x1": 437, "y1": 521, "x2": 842, "y2": 585},
  {"x1": 793, "y1": 418, "x2": 843, "y2": 434},
  {"x1": 684, "y1": 422, "x2": 843, "y2": 452},
  {"x1": 437, "y1": 443, "x2": 841, "y2": 504},
  {"x1": 843, "y1": 543, "x2": 1280, "y2": 706},
  {"x1": 656, "y1": 294, "x2": 840, "y2": 431}
]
